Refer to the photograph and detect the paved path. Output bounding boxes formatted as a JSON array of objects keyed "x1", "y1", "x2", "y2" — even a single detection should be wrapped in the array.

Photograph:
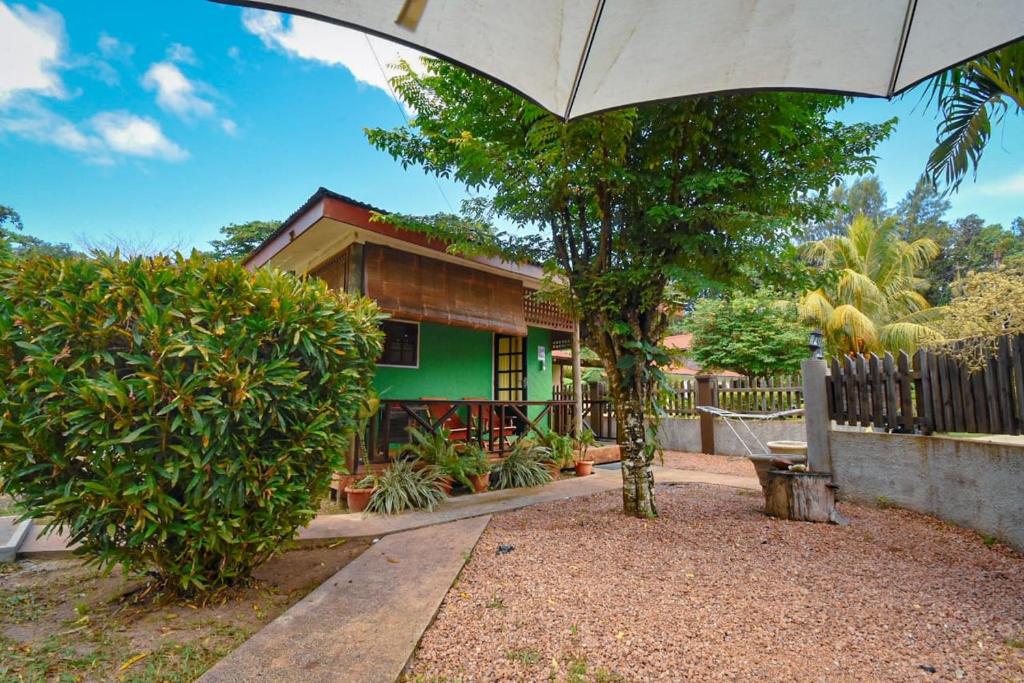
[
  {"x1": 198, "y1": 516, "x2": 491, "y2": 683},
  {"x1": 17, "y1": 466, "x2": 760, "y2": 557}
]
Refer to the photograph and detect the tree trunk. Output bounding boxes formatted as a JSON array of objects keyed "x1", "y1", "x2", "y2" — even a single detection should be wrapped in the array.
[{"x1": 616, "y1": 391, "x2": 657, "y2": 518}]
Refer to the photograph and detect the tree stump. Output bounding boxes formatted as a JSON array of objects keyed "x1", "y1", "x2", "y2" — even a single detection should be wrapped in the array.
[{"x1": 763, "y1": 470, "x2": 842, "y2": 524}]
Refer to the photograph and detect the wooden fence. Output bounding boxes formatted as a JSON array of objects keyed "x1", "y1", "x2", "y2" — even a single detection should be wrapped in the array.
[
  {"x1": 554, "y1": 373, "x2": 805, "y2": 439},
  {"x1": 826, "y1": 334, "x2": 1024, "y2": 436},
  {"x1": 664, "y1": 374, "x2": 804, "y2": 417}
]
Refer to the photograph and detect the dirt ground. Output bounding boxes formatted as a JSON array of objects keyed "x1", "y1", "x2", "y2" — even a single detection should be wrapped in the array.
[
  {"x1": 0, "y1": 539, "x2": 369, "y2": 682},
  {"x1": 657, "y1": 450, "x2": 757, "y2": 478},
  {"x1": 407, "y1": 484, "x2": 1024, "y2": 682}
]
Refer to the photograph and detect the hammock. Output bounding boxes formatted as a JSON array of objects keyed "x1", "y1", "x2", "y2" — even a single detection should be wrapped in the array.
[{"x1": 696, "y1": 406, "x2": 805, "y2": 458}]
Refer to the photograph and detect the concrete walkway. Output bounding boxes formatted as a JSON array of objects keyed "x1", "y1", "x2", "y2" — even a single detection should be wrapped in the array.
[
  {"x1": 199, "y1": 516, "x2": 490, "y2": 683},
  {"x1": 17, "y1": 466, "x2": 760, "y2": 557}
]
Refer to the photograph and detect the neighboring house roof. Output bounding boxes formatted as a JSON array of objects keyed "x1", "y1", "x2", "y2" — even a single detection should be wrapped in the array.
[
  {"x1": 243, "y1": 187, "x2": 546, "y2": 286},
  {"x1": 552, "y1": 332, "x2": 739, "y2": 377}
]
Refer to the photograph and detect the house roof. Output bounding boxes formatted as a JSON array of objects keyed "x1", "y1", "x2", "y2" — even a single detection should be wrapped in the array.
[{"x1": 242, "y1": 187, "x2": 546, "y2": 284}]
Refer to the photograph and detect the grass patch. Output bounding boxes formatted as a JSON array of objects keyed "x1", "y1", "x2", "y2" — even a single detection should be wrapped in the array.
[
  {"x1": 506, "y1": 647, "x2": 540, "y2": 665},
  {"x1": 0, "y1": 540, "x2": 370, "y2": 682}
]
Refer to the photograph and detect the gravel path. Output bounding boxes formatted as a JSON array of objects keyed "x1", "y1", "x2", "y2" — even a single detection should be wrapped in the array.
[
  {"x1": 658, "y1": 450, "x2": 756, "y2": 478},
  {"x1": 408, "y1": 484, "x2": 1024, "y2": 682}
]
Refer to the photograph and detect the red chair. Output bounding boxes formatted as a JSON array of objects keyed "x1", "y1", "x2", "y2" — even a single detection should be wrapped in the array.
[
  {"x1": 463, "y1": 397, "x2": 518, "y2": 446},
  {"x1": 421, "y1": 398, "x2": 470, "y2": 441}
]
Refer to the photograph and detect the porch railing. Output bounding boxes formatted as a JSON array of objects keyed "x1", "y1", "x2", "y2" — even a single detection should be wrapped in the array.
[{"x1": 353, "y1": 399, "x2": 576, "y2": 471}]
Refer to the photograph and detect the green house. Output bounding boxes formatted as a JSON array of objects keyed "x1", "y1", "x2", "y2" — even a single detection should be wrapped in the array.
[{"x1": 245, "y1": 188, "x2": 577, "y2": 468}]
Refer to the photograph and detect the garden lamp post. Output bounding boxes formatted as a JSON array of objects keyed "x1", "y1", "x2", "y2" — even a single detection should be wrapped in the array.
[{"x1": 808, "y1": 330, "x2": 824, "y2": 360}]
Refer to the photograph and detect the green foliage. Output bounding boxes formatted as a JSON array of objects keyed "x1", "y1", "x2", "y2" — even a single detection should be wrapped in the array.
[
  {"x1": 366, "y1": 56, "x2": 892, "y2": 516},
  {"x1": 801, "y1": 215, "x2": 942, "y2": 355},
  {"x1": 927, "y1": 266, "x2": 1024, "y2": 370},
  {"x1": 923, "y1": 44, "x2": 1024, "y2": 191},
  {"x1": 535, "y1": 431, "x2": 575, "y2": 468},
  {"x1": 460, "y1": 442, "x2": 494, "y2": 477},
  {"x1": 0, "y1": 251, "x2": 382, "y2": 593},
  {"x1": 405, "y1": 427, "x2": 481, "y2": 489},
  {"x1": 803, "y1": 176, "x2": 889, "y2": 241},
  {"x1": 684, "y1": 289, "x2": 809, "y2": 379},
  {"x1": 491, "y1": 442, "x2": 551, "y2": 490},
  {"x1": 208, "y1": 220, "x2": 281, "y2": 261},
  {"x1": 361, "y1": 460, "x2": 447, "y2": 515}
]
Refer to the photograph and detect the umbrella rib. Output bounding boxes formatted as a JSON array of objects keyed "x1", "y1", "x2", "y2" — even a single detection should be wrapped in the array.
[
  {"x1": 564, "y1": 0, "x2": 607, "y2": 120},
  {"x1": 887, "y1": 0, "x2": 919, "y2": 97}
]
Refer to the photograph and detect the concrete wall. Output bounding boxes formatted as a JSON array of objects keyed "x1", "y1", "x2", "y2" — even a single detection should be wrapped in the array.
[
  {"x1": 657, "y1": 418, "x2": 806, "y2": 456},
  {"x1": 830, "y1": 430, "x2": 1024, "y2": 548}
]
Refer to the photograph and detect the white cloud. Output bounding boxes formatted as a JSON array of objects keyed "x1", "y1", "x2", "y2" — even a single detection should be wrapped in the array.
[
  {"x1": 0, "y1": 2, "x2": 66, "y2": 102},
  {"x1": 0, "y1": 102, "x2": 100, "y2": 154},
  {"x1": 166, "y1": 42, "x2": 198, "y2": 65},
  {"x1": 227, "y1": 46, "x2": 241, "y2": 61},
  {"x1": 220, "y1": 118, "x2": 238, "y2": 136},
  {"x1": 142, "y1": 62, "x2": 215, "y2": 118},
  {"x1": 240, "y1": 9, "x2": 422, "y2": 101},
  {"x1": 97, "y1": 32, "x2": 133, "y2": 61},
  {"x1": 91, "y1": 111, "x2": 188, "y2": 161},
  {"x1": 976, "y1": 172, "x2": 1024, "y2": 197}
]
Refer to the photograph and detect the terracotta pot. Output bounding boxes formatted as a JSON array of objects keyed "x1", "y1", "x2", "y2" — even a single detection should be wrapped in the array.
[
  {"x1": 469, "y1": 471, "x2": 490, "y2": 493},
  {"x1": 574, "y1": 460, "x2": 594, "y2": 477},
  {"x1": 544, "y1": 462, "x2": 561, "y2": 481},
  {"x1": 437, "y1": 476, "x2": 455, "y2": 495},
  {"x1": 344, "y1": 486, "x2": 375, "y2": 513}
]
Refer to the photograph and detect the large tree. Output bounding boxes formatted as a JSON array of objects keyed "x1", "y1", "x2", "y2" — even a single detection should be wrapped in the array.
[
  {"x1": 803, "y1": 175, "x2": 889, "y2": 241},
  {"x1": 367, "y1": 58, "x2": 890, "y2": 517},
  {"x1": 801, "y1": 215, "x2": 942, "y2": 355},
  {"x1": 208, "y1": 220, "x2": 281, "y2": 261},
  {"x1": 684, "y1": 289, "x2": 810, "y2": 380}
]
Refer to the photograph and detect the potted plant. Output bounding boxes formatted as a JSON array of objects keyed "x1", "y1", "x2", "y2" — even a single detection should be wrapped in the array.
[
  {"x1": 537, "y1": 432, "x2": 574, "y2": 479},
  {"x1": 345, "y1": 473, "x2": 378, "y2": 513},
  {"x1": 344, "y1": 390, "x2": 380, "y2": 512},
  {"x1": 573, "y1": 428, "x2": 598, "y2": 477},
  {"x1": 361, "y1": 460, "x2": 448, "y2": 515},
  {"x1": 407, "y1": 426, "x2": 464, "y2": 494},
  {"x1": 462, "y1": 443, "x2": 493, "y2": 493}
]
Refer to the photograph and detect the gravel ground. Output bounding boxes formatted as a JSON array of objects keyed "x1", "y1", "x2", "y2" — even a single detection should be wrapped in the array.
[
  {"x1": 407, "y1": 484, "x2": 1024, "y2": 682},
  {"x1": 657, "y1": 451, "x2": 756, "y2": 478}
]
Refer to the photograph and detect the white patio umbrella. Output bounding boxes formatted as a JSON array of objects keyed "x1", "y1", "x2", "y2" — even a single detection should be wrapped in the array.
[{"x1": 215, "y1": 0, "x2": 1024, "y2": 120}]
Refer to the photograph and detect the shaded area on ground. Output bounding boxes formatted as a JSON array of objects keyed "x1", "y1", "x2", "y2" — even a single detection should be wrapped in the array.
[
  {"x1": 0, "y1": 539, "x2": 369, "y2": 681},
  {"x1": 409, "y1": 484, "x2": 1024, "y2": 681},
  {"x1": 658, "y1": 450, "x2": 757, "y2": 478}
]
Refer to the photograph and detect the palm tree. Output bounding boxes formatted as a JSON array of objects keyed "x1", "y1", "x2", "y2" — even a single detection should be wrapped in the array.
[
  {"x1": 800, "y1": 215, "x2": 943, "y2": 356},
  {"x1": 924, "y1": 44, "x2": 1024, "y2": 191}
]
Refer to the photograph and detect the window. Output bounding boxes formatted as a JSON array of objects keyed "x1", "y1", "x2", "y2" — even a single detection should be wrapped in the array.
[
  {"x1": 380, "y1": 320, "x2": 419, "y2": 367},
  {"x1": 494, "y1": 334, "x2": 526, "y2": 401}
]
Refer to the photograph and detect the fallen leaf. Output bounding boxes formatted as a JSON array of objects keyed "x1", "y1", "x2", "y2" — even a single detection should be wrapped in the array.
[{"x1": 119, "y1": 652, "x2": 150, "y2": 672}]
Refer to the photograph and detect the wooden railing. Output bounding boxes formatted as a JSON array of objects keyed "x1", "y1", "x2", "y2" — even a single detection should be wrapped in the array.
[
  {"x1": 552, "y1": 385, "x2": 616, "y2": 439},
  {"x1": 826, "y1": 335, "x2": 1024, "y2": 436},
  {"x1": 664, "y1": 374, "x2": 804, "y2": 417},
  {"x1": 355, "y1": 399, "x2": 576, "y2": 470}
]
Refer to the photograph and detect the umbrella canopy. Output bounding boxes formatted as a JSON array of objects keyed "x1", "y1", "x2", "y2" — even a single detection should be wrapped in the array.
[{"x1": 217, "y1": 0, "x2": 1024, "y2": 119}]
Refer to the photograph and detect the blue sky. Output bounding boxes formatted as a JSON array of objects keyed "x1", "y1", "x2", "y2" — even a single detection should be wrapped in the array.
[{"x1": 1, "y1": 0, "x2": 1022, "y2": 253}]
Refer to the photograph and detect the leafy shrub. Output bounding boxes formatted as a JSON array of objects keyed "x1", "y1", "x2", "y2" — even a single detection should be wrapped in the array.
[
  {"x1": 360, "y1": 460, "x2": 447, "y2": 515},
  {"x1": 492, "y1": 442, "x2": 551, "y2": 490},
  {"x1": 536, "y1": 431, "x2": 575, "y2": 468},
  {"x1": 0, "y1": 252, "x2": 382, "y2": 593}
]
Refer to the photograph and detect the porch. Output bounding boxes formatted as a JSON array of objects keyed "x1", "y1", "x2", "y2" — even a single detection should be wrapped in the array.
[{"x1": 350, "y1": 398, "x2": 577, "y2": 474}]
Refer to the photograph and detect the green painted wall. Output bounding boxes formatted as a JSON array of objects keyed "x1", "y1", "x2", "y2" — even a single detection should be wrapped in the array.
[
  {"x1": 372, "y1": 322, "x2": 553, "y2": 406},
  {"x1": 374, "y1": 322, "x2": 492, "y2": 400},
  {"x1": 526, "y1": 326, "x2": 552, "y2": 420}
]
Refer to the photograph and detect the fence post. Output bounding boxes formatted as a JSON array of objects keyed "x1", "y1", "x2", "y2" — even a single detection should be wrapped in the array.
[
  {"x1": 801, "y1": 359, "x2": 832, "y2": 473},
  {"x1": 696, "y1": 374, "x2": 715, "y2": 454}
]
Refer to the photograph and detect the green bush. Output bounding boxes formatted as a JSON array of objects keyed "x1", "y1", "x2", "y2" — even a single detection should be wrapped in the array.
[
  {"x1": 492, "y1": 441, "x2": 551, "y2": 490},
  {"x1": 0, "y1": 252, "x2": 382, "y2": 593},
  {"x1": 359, "y1": 460, "x2": 447, "y2": 515}
]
